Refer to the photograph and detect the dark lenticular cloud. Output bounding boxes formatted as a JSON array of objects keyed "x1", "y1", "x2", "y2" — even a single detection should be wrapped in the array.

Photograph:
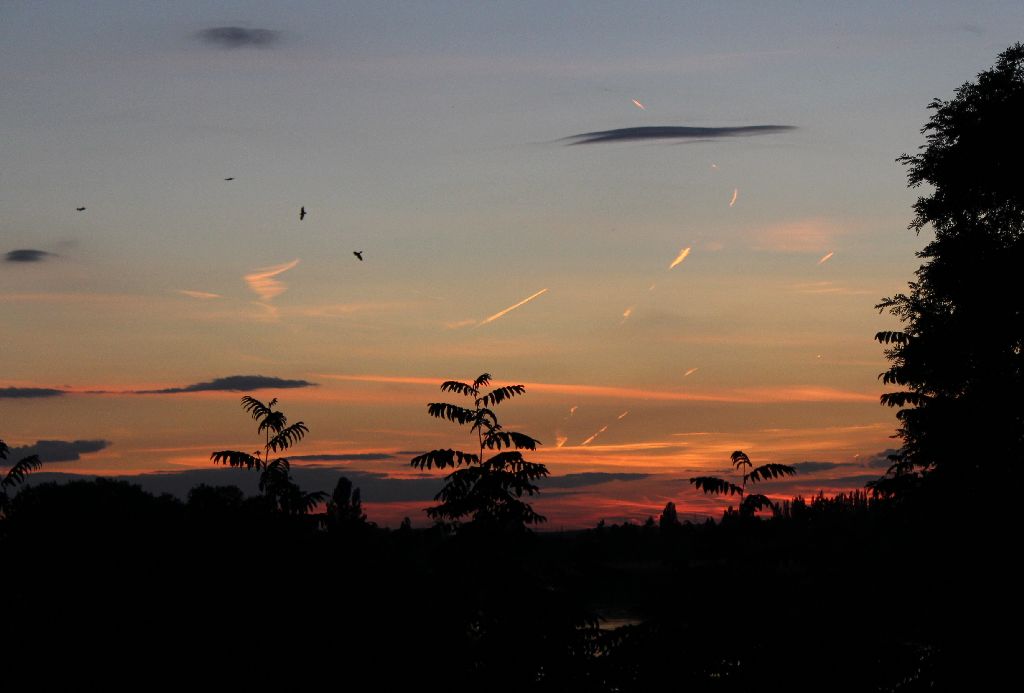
[
  {"x1": 8, "y1": 439, "x2": 109, "y2": 463},
  {"x1": 197, "y1": 26, "x2": 280, "y2": 48},
  {"x1": 0, "y1": 387, "x2": 65, "y2": 399},
  {"x1": 137, "y1": 375, "x2": 316, "y2": 394},
  {"x1": 792, "y1": 461, "x2": 846, "y2": 474},
  {"x1": 5, "y1": 249, "x2": 55, "y2": 263},
  {"x1": 563, "y1": 125, "x2": 796, "y2": 145},
  {"x1": 291, "y1": 453, "x2": 395, "y2": 462},
  {"x1": 541, "y1": 472, "x2": 652, "y2": 489}
]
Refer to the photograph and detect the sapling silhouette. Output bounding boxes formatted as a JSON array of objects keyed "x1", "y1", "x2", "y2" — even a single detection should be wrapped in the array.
[
  {"x1": 210, "y1": 396, "x2": 325, "y2": 515},
  {"x1": 0, "y1": 438, "x2": 42, "y2": 517},
  {"x1": 690, "y1": 450, "x2": 796, "y2": 518},
  {"x1": 410, "y1": 373, "x2": 548, "y2": 530}
]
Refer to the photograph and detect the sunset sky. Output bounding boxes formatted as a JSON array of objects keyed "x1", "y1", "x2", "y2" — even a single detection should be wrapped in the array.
[{"x1": 3, "y1": 2, "x2": 1021, "y2": 527}]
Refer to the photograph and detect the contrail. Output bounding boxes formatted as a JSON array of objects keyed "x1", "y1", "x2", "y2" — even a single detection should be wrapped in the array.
[
  {"x1": 478, "y1": 288, "x2": 548, "y2": 326},
  {"x1": 729, "y1": 188, "x2": 739, "y2": 207},
  {"x1": 684, "y1": 367, "x2": 699, "y2": 377},
  {"x1": 617, "y1": 410, "x2": 629, "y2": 420},
  {"x1": 581, "y1": 425, "x2": 608, "y2": 446},
  {"x1": 631, "y1": 99, "x2": 646, "y2": 110},
  {"x1": 669, "y1": 247, "x2": 691, "y2": 269},
  {"x1": 176, "y1": 289, "x2": 221, "y2": 300},
  {"x1": 818, "y1": 251, "x2": 835, "y2": 264},
  {"x1": 245, "y1": 259, "x2": 300, "y2": 301}
]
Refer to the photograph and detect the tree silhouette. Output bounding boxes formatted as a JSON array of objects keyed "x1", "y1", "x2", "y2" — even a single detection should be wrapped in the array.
[
  {"x1": 1, "y1": 438, "x2": 42, "y2": 517},
  {"x1": 325, "y1": 476, "x2": 367, "y2": 531},
  {"x1": 873, "y1": 43, "x2": 1024, "y2": 499},
  {"x1": 690, "y1": 450, "x2": 796, "y2": 517},
  {"x1": 210, "y1": 396, "x2": 325, "y2": 515},
  {"x1": 410, "y1": 373, "x2": 548, "y2": 530}
]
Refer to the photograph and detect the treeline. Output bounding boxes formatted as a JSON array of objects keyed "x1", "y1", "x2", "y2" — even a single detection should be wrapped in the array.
[{"x1": 2, "y1": 477, "x2": 994, "y2": 690}]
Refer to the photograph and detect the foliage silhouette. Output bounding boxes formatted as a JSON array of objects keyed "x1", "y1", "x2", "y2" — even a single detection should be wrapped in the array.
[
  {"x1": 210, "y1": 396, "x2": 325, "y2": 515},
  {"x1": 873, "y1": 43, "x2": 1024, "y2": 499},
  {"x1": 690, "y1": 450, "x2": 796, "y2": 518},
  {"x1": 410, "y1": 373, "x2": 548, "y2": 530},
  {"x1": 0, "y1": 438, "x2": 42, "y2": 517},
  {"x1": 325, "y1": 475, "x2": 368, "y2": 531}
]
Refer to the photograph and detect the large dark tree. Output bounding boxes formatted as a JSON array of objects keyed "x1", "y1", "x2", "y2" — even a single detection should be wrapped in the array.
[{"x1": 873, "y1": 44, "x2": 1024, "y2": 500}]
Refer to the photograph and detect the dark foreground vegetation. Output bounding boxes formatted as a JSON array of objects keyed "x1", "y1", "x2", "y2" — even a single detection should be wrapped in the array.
[{"x1": 0, "y1": 480, "x2": 1007, "y2": 690}]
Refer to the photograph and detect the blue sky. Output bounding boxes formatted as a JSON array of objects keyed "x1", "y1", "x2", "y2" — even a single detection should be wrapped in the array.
[{"x1": 3, "y1": 1, "x2": 1021, "y2": 525}]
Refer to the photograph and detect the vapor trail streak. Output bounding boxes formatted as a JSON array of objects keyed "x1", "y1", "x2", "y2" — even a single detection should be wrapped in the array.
[
  {"x1": 478, "y1": 288, "x2": 548, "y2": 326},
  {"x1": 684, "y1": 367, "x2": 699, "y2": 377},
  {"x1": 631, "y1": 99, "x2": 646, "y2": 110},
  {"x1": 581, "y1": 425, "x2": 609, "y2": 446},
  {"x1": 818, "y1": 251, "x2": 835, "y2": 264},
  {"x1": 176, "y1": 290, "x2": 221, "y2": 300},
  {"x1": 669, "y1": 247, "x2": 691, "y2": 270},
  {"x1": 617, "y1": 411, "x2": 629, "y2": 420},
  {"x1": 729, "y1": 188, "x2": 739, "y2": 207}
]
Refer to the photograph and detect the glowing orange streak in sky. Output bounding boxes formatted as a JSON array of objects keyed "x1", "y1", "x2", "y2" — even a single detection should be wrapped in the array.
[
  {"x1": 478, "y1": 288, "x2": 548, "y2": 326},
  {"x1": 818, "y1": 251, "x2": 835, "y2": 264},
  {"x1": 669, "y1": 247, "x2": 691, "y2": 269},
  {"x1": 617, "y1": 411, "x2": 629, "y2": 420},
  {"x1": 176, "y1": 289, "x2": 221, "y2": 300},
  {"x1": 729, "y1": 188, "x2": 739, "y2": 207},
  {"x1": 631, "y1": 99, "x2": 646, "y2": 110},
  {"x1": 684, "y1": 367, "x2": 699, "y2": 377},
  {"x1": 244, "y1": 259, "x2": 300, "y2": 301},
  {"x1": 319, "y1": 374, "x2": 877, "y2": 404},
  {"x1": 581, "y1": 425, "x2": 608, "y2": 446}
]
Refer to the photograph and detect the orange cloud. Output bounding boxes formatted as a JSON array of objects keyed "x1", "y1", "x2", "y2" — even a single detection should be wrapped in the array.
[
  {"x1": 244, "y1": 259, "x2": 299, "y2": 301},
  {"x1": 318, "y1": 373, "x2": 877, "y2": 404}
]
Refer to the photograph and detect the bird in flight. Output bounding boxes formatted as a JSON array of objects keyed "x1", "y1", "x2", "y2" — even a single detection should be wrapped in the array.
[
  {"x1": 299, "y1": 206, "x2": 307, "y2": 221},
  {"x1": 224, "y1": 177, "x2": 235, "y2": 181},
  {"x1": 353, "y1": 251, "x2": 363, "y2": 261},
  {"x1": 75, "y1": 207, "x2": 86, "y2": 212}
]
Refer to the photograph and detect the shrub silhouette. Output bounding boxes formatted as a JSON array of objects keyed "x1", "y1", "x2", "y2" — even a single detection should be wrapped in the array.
[
  {"x1": 410, "y1": 373, "x2": 548, "y2": 531},
  {"x1": 1, "y1": 438, "x2": 42, "y2": 518},
  {"x1": 690, "y1": 450, "x2": 796, "y2": 518},
  {"x1": 210, "y1": 396, "x2": 325, "y2": 515}
]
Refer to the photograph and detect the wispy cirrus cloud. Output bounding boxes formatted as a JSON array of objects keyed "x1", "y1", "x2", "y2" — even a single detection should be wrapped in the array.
[
  {"x1": 245, "y1": 259, "x2": 299, "y2": 301},
  {"x1": 563, "y1": 125, "x2": 795, "y2": 145},
  {"x1": 319, "y1": 373, "x2": 876, "y2": 404},
  {"x1": 752, "y1": 218, "x2": 843, "y2": 253},
  {"x1": 135, "y1": 374, "x2": 316, "y2": 394},
  {"x1": 176, "y1": 289, "x2": 221, "y2": 300}
]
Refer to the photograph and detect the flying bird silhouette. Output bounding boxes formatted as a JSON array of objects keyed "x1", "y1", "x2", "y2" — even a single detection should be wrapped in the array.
[
  {"x1": 299, "y1": 206, "x2": 306, "y2": 221},
  {"x1": 224, "y1": 177, "x2": 235, "y2": 181},
  {"x1": 75, "y1": 207, "x2": 86, "y2": 212},
  {"x1": 353, "y1": 251, "x2": 363, "y2": 261}
]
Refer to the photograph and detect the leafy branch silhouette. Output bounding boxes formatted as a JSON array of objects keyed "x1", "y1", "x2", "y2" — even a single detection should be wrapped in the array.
[
  {"x1": 690, "y1": 450, "x2": 796, "y2": 518},
  {"x1": 210, "y1": 396, "x2": 325, "y2": 515},
  {"x1": 411, "y1": 373, "x2": 548, "y2": 530},
  {"x1": 1, "y1": 438, "x2": 42, "y2": 517}
]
